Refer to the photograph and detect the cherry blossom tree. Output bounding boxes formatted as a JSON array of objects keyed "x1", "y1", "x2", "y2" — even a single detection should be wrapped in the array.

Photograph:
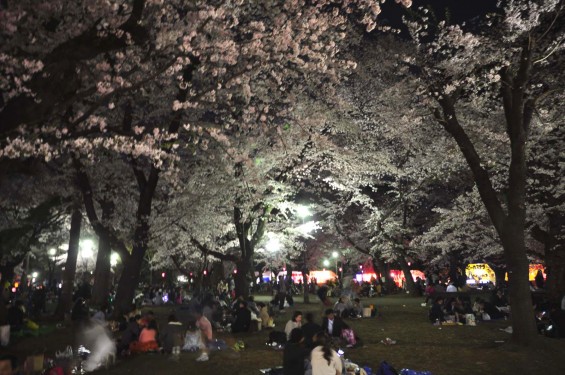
[{"x1": 392, "y1": 0, "x2": 564, "y2": 345}]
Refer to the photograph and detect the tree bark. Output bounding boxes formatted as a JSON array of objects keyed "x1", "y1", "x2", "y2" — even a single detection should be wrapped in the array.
[
  {"x1": 53, "y1": 208, "x2": 82, "y2": 320},
  {"x1": 90, "y1": 203, "x2": 114, "y2": 307},
  {"x1": 433, "y1": 41, "x2": 538, "y2": 345},
  {"x1": 113, "y1": 168, "x2": 158, "y2": 317},
  {"x1": 372, "y1": 257, "x2": 396, "y2": 292},
  {"x1": 397, "y1": 255, "x2": 417, "y2": 295}
]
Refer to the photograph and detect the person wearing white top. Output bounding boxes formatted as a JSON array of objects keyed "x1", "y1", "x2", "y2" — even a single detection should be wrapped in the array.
[
  {"x1": 310, "y1": 332, "x2": 342, "y2": 375},
  {"x1": 446, "y1": 283, "x2": 458, "y2": 292},
  {"x1": 284, "y1": 311, "x2": 303, "y2": 339}
]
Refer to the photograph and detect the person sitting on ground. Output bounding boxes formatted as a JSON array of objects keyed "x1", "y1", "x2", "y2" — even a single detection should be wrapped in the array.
[
  {"x1": 429, "y1": 297, "x2": 446, "y2": 324},
  {"x1": 247, "y1": 296, "x2": 260, "y2": 316},
  {"x1": 130, "y1": 319, "x2": 159, "y2": 353},
  {"x1": 492, "y1": 289, "x2": 509, "y2": 308},
  {"x1": 283, "y1": 328, "x2": 307, "y2": 375},
  {"x1": 257, "y1": 302, "x2": 273, "y2": 329},
  {"x1": 91, "y1": 303, "x2": 109, "y2": 324},
  {"x1": 182, "y1": 320, "x2": 202, "y2": 352},
  {"x1": 285, "y1": 311, "x2": 303, "y2": 340},
  {"x1": 446, "y1": 281, "x2": 458, "y2": 293},
  {"x1": 310, "y1": 332, "x2": 342, "y2": 375},
  {"x1": 160, "y1": 314, "x2": 184, "y2": 354},
  {"x1": 139, "y1": 310, "x2": 155, "y2": 328},
  {"x1": 231, "y1": 300, "x2": 252, "y2": 333},
  {"x1": 321, "y1": 309, "x2": 349, "y2": 339},
  {"x1": 333, "y1": 297, "x2": 350, "y2": 318},
  {"x1": 477, "y1": 299, "x2": 508, "y2": 320},
  {"x1": 196, "y1": 307, "x2": 213, "y2": 362},
  {"x1": 352, "y1": 298, "x2": 364, "y2": 317},
  {"x1": 301, "y1": 313, "x2": 322, "y2": 350},
  {"x1": 118, "y1": 315, "x2": 141, "y2": 355}
]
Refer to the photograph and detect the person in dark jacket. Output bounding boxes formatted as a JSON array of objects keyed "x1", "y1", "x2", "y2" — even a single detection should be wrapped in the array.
[
  {"x1": 301, "y1": 312, "x2": 322, "y2": 350},
  {"x1": 429, "y1": 297, "x2": 446, "y2": 324},
  {"x1": 118, "y1": 315, "x2": 141, "y2": 354},
  {"x1": 321, "y1": 309, "x2": 349, "y2": 338},
  {"x1": 231, "y1": 300, "x2": 251, "y2": 333},
  {"x1": 283, "y1": 328, "x2": 307, "y2": 375},
  {"x1": 160, "y1": 314, "x2": 184, "y2": 353}
]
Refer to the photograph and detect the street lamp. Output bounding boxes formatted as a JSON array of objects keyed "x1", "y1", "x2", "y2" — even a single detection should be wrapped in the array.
[{"x1": 323, "y1": 259, "x2": 330, "y2": 268}]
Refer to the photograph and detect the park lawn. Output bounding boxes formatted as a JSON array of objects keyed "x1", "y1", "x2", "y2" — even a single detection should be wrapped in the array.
[{"x1": 5, "y1": 294, "x2": 564, "y2": 375}]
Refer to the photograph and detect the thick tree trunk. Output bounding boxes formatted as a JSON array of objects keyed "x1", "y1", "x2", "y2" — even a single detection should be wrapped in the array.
[
  {"x1": 372, "y1": 257, "x2": 396, "y2": 292},
  {"x1": 545, "y1": 249, "x2": 565, "y2": 302},
  {"x1": 54, "y1": 208, "x2": 82, "y2": 320},
  {"x1": 501, "y1": 226, "x2": 538, "y2": 345},
  {"x1": 113, "y1": 229, "x2": 147, "y2": 317},
  {"x1": 91, "y1": 203, "x2": 113, "y2": 307},
  {"x1": 91, "y1": 232, "x2": 111, "y2": 307},
  {"x1": 397, "y1": 256, "x2": 417, "y2": 295},
  {"x1": 0, "y1": 262, "x2": 17, "y2": 289},
  {"x1": 234, "y1": 253, "x2": 253, "y2": 298}
]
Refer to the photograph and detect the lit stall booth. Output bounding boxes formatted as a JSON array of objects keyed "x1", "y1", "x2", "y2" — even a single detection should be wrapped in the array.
[
  {"x1": 355, "y1": 262, "x2": 378, "y2": 283},
  {"x1": 276, "y1": 270, "x2": 305, "y2": 284},
  {"x1": 309, "y1": 270, "x2": 338, "y2": 285},
  {"x1": 465, "y1": 263, "x2": 496, "y2": 287},
  {"x1": 528, "y1": 264, "x2": 546, "y2": 281},
  {"x1": 388, "y1": 270, "x2": 426, "y2": 288}
]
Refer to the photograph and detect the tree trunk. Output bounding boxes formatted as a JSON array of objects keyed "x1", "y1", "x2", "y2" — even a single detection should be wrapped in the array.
[
  {"x1": 397, "y1": 256, "x2": 417, "y2": 295},
  {"x1": 90, "y1": 202, "x2": 113, "y2": 307},
  {"x1": 0, "y1": 262, "x2": 16, "y2": 289},
  {"x1": 54, "y1": 208, "x2": 82, "y2": 320},
  {"x1": 91, "y1": 232, "x2": 111, "y2": 307},
  {"x1": 372, "y1": 257, "x2": 395, "y2": 291},
  {"x1": 501, "y1": 226, "x2": 538, "y2": 345},
  {"x1": 113, "y1": 231, "x2": 147, "y2": 317},
  {"x1": 234, "y1": 257, "x2": 251, "y2": 298},
  {"x1": 113, "y1": 168, "x2": 158, "y2": 317}
]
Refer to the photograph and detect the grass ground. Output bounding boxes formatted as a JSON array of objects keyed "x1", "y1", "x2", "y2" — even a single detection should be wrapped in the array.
[{"x1": 3, "y1": 294, "x2": 564, "y2": 375}]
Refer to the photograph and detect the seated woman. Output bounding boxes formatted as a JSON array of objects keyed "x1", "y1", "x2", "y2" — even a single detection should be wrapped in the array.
[
  {"x1": 182, "y1": 321, "x2": 203, "y2": 352},
  {"x1": 231, "y1": 300, "x2": 251, "y2": 333},
  {"x1": 310, "y1": 332, "x2": 342, "y2": 375},
  {"x1": 285, "y1": 311, "x2": 303, "y2": 340},
  {"x1": 283, "y1": 328, "x2": 307, "y2": 375},
  {"x1": 429, "y1": 297, "x2": 446, "y2": 324},
  {"x1": 130, "y1": 319, "x2": 159, "y2": 353}
]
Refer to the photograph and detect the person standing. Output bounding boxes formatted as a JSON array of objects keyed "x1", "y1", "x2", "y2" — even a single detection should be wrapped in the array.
[
  {"x1": 278, "y1": 276, "x2": 287, "y2": 311},
  {"x1": 535, "y1": 270, "x2": 545, "y2": 289}
]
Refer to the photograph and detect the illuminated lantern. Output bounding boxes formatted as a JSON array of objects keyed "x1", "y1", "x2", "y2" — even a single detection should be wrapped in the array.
[{"x1": 161, "y1": 272, "x2": 166, "y2": 278}]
